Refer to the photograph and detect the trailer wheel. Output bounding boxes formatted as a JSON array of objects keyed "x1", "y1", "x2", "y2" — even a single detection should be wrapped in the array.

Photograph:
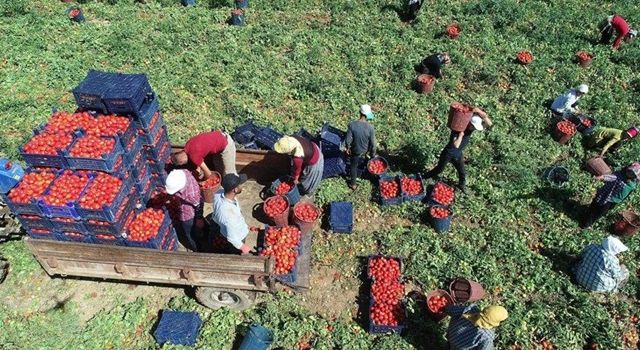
[{"x1": 195, "y1": 287, "x2": 255, "y2": 311}]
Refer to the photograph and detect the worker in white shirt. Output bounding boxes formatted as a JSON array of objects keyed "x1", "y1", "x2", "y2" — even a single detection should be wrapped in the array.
[
  {"x1": 550, "y1": 84, "x2": 589, "y2": 117},
  {"x1": 211, "y1": 173, "x2": 252, "y2": 255}
]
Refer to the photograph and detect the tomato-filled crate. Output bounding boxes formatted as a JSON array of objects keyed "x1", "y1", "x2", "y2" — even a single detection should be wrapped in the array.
[
  {"x1": 19, "y1": 128, "x2": 72, "y2": 169},
  {"x1": 367, "y1": 255, "x2": 407, "y2": 335},
  {"x1": 84, "y1": 197, "x2": 135, "y2": 237},
  {"x1": 377, "y1": 175, "x2": 403, "y2": 206},
  {"x1": 138, "y1": 112, "x2": 166, "y2": 146},
  {"x1": 65, "y1": 134, "x2": 124, "y2": 172},
  {"x1": 38, "y1": 171, "x2": 94, "y2": 219},
  {"x1": 134, "y1": 162, "x2": 153, "y2": 193},
  {"x1": 259, "y1": 225, "x2": 302, "y2": 283},
  {"x1": 132, "y1": 93, "x2": 160, "y2": 128},
  {"x1": 1, "y1": 168, "x2": 58, "y2": 216},
  {"x1": 428, "y1": 181, "x2": 455, "y2": 207},
  {"x1": 76, "y1": 174, "x2": 132, "y2": 221},
  {"x1": 17, "y1": 214, "x2": 56, "y2": 233},
  {"x1": 123, "y1": 208, "x2": 178, "y2": 250},
  {"x1": 50, "y1": 217, "x2": 88, "y2": 234},
  {"x1": 399, "y1": 173, "x2": 426, "y2": 202},
  {"x1": 55, "y1": 230, "x2": 93, "y2": 243},
  {"x1": 123, "y1": 136, "x2": 143, "y2": 164},
  {"x1": 144, "y1": 131, "x2": 171, "y2": 164}
]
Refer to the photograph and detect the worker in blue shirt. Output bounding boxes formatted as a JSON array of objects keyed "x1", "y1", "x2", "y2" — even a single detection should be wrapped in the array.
[
  {"x1": 445, "y1": 304, "x2": 508, "y2": 350},
  {"x1": 211, "y1": 173, "x2": 252, "y2": 255},
  {"x1": 574, "y1": 236, "x2": 629, "y2": 293}
]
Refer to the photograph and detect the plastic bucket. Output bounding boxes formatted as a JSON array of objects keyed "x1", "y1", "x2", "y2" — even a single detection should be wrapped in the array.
[
  {"x1": 366, "y1": 156, "x2": 389, "y2": 177},
  {"x1": 235, "y1": 0, "x2": 249, "y2": 8},
  {"x1": 264, "y1": 195, "x2": 290, "y2": 227},
  {"x1": 448, "y1": 277, "x2": 485, "y2": 303},
  {"x1": 416, "y1": 74, "x2": 435, "y2": 94},
  {"x1": 181, "y1": 0, "x2": 196, "y2": 5},
  {"x1": 446, "y1": 24, "x2": 461, "y2": 39},
  {"x1": 293, "y1": 201, "x2": 320, "y2": 235},
  {"x1": 67, "y1": 7, "x2": 85, "y2": 23},
  {"x1": 553, "y1": 121, "x2": 576, "y2": 144},
  {"x1": 614, "y1": 211, "x2": 640, "y2": 237},
  {"x1": 542, "y1": 166, "x2": 569, "y2": 187},
  {"x1": 201, "y1": 171, "x2": 221, "y2": 204},
  {"x1": 426, "y1": 289, "x2": 454, "y2": 320},
  {"x1": 238, "y1": 323, "x2": 273, "y2": 350},
  {"x1": 429, "y1": 205, "x2": 452, "y2": 233},
  {"x1": 585, "y1": 157, "x2": 611, "y2": 176},
  {"x1": 447, "y1": 103, "x2": 473, "y2": 132},
  {"x1": 569, "y1": 114, "x2": 597, "y2": 135},
  {"x1": 231, "y1": 9, "x2": 245, "y2": 26}
]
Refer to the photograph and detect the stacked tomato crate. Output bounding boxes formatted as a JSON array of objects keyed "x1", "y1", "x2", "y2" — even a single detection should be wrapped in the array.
[
  {"x1": 367, "y1": 255, "x2": 407, "y2": 334},
  {"x1": 2, "y1": 70, "x2": 176, "y2": 250}
]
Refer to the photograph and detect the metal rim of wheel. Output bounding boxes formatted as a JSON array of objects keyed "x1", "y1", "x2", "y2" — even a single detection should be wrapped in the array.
[{"x1": 195, "y1": 287, "x2": 254, "y2": 311}]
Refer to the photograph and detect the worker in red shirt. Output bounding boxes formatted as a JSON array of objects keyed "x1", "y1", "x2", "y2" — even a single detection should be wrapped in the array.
[
  {"x1": 600, "y1": 15, "x2": 637, "y2": 50},
  {"x1": 171, "y1": 130, "x2": 237, "y2": 179}
]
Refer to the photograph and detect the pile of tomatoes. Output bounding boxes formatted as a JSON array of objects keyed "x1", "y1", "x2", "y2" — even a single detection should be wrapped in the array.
[
  {"x1": 557, "y1": 121, "x2": 576, "y2": 136},
  {"x1": 68, "y1": 135, "x2": 116, "y2": 158},
  {"x1": 431, "y1": 182, "x2": 455, "y2": 206},
  {"x1": 427, "y1": 294, "x2": 451, "y2": 315},
  {"x1": 294, "y1": 202, "x2": 319, "y2": 222},
  {"x1": 367, "y1": 159, "x2": 387, "y2": 175},
  {"x1": 400, "y1": 176, "x2": 423, "y2": 196},
  {"x1": 22, "y1": 132, "x2": 73, "y2": 155},
  {"x1": 370, "y1": 302, "x2": 405, "y2": 327},
  {"x1": 379, "y1": 179, "x2": 400, "y2": 199},
  {"x1": 79, "y1": 173, "x2": 123, "y2": 209},
  {"x1": 41, "y1": 171, "x2": 90, "y2": 206},
  {"x1": 260, "y1": 226, "x2": 301, "y2": 275},
  {"x1": 576, "y1": 51, "x2": 592, "y2": 63},
  {"x1": 368, "y1": 256, "x2": 405, "y2": 327},
  {"x1": 539, "y1": 340, "x2": 554, "y2": 350},
  {"x1": 446, "y1": 24, "x2": 461, "y2": 38},
  {"x1": 264, "y1": 196, "x2": 288, "y2": 217},
  {"x1": 371, "y1": 279, "x2": 405, "y2": 305},
  {"x1": 44, "y1": 111, "x2": 93, "y2": 134},
  {"x1": 85, "y1": 114, "x2": 131, "y2": 138},
  {"x1": 517, "y1": 50, "x2": 534, "y2": 64},
  {"x1": 430, "y1": 206, "x2": 450, "y2": 219},
  {"x1": 274, "y1": 180, "x2": 294, "y2": 195},
  {"x1": 199, "y1": 173, "x2": 221, "y2": 189},
  {"x1": 581, "y1": 118, "x2": 593, "y2": 127},
  {"x1": 127, "y1": 208, "x2": 165, "y2": 242},
  {"x1": 368, "y1": 256, "x2": 401, "y2": 280},
  {"x1": 7, "y1": 171, "x2": 56, "y2": 204}
]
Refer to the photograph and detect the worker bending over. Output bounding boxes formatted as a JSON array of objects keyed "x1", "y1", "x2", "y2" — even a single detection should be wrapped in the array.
[{"x1": 172, "y1": 130, "x2": 237, "y2": 178}]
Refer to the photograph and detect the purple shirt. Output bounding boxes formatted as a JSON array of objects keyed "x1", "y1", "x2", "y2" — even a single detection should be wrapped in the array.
[{"x1": 174, "y1": 170, "x2": 201, "y2": 221}]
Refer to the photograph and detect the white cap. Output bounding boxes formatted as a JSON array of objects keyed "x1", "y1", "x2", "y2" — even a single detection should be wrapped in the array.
[
  {"x1": 630, "y1": 29, "x2": 638, "y2": 37},
  {"x1": 165, "y1": 170, "x2": 187, "y2": 195},
  {"x1": 577, "y1": 84, "x2": 589, "y2": 94},
  {"x1": 360, "y1": 104, "x2": 374, "y2": 120},
  {"x1": 471, "y1": 115, "x2": 484, "y2": 131}
]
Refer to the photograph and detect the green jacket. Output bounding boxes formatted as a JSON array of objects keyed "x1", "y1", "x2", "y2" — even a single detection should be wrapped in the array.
[{"x1": 589, "y1": 127, "x2": 623, "y2": 154}]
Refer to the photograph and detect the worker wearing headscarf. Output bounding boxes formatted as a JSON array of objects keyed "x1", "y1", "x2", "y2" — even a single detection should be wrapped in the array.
[
  {"x1": 445, "y1": 304, "x2": 508, "y2": 349},
  {"x1": 580, "y1": 164, "x2": 640, "y2": 228},
  {"x1": 574, "y1": 236, "x2": 629, "y2": 293},
  {"x1": 273, "y1": 136, "x2": 325, "y2": 196}
]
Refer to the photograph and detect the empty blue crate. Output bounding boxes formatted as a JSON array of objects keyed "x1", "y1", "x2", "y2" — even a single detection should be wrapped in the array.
[
  {"x1": 400, "y1": 174, "x2": 426, "y2": 202},
  {"x1": 103, "y1": 74, "x2": 154, "y2": 115},
  {"x1": 134, "y1": 95, "x2": 161, "y2": 129},
  {"x1": 377, "y1": 175, "x2": 402, "y2": 206},
  {"x1": 294, "y1": 128, "x2": 318, "y2": 142},
  {"x1": 320, "y1": 123, "x2": 346, "y2": 147},
  {"x1": 65, "y1": 135, "x2": 124, "y2": 172},
  {"x1": 329, "y1": 201, "x2": 353, "y2": 233},
  {"x1": 255, "y1": 127, "x2": 283, "y2": 150},
  {"x1": 320, "y1": 140, "x2": 342, "y2": 159},
  {"x1": 322, "y1": 156, "x2": 346, "y2": 179},
  {"x1": 232, "y1": 121, "x2": 260, "y2": 145},
  {"x1": 72, "y1": 70, "x2": 116, "y2": 113},
  {"x1": 153, "y1": 310, "x2": 202, "y2": 347}
]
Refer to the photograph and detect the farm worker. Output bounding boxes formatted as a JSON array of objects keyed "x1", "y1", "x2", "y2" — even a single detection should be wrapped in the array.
[
  {"x1": 586, "y1": 127, "x2": 637, "y2": 156},
  {"x1": 165, "y1": 169, "x2": 203, "y2": 252},
  {"x1": 600, "y1": 15, "x2": 637, "y2": 50},
  {"x1": 419, "y1": 52, "x2": 451, "y2": 79},
  {"x1": 550, "y1": 84, "x2": 588, "y2": 117},
  {"x1": 345, "y1": 104, "x2": 377, "y2": 190},
  {"x1": 580, "y1": 165, "x2": 640, "y2": 228},
  {"x1": 171, "y1": 130, "x2": 237, "y2": 178},
  {"x1": 423, "y1": 108, "x2": 492, "y2": 192},
  {"x1": 574, "y1": 236, "x2": 629, "y2": 293},
  {"x1": 273, "y1": 136, "x2": 325, "y2": 196},
  {"x1": 405, "y1": 0, "x2": 423, "y2": 21},
  {"x1": 444, "y1": 304, "x2": 508, "y2": 350},
  {"x1": 211, "y1": 173, "x2": 252, "y2": 255}
]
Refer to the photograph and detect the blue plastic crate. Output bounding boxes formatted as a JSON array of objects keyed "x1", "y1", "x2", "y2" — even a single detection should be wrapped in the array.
[
  {"x1": 254, "y1": 127, "x2": 283, "y2": 150},
  {"x1": 72, "y1": 70, "x2": 115, "y2": 113},
  {"x1": 329, "y1": 201, "x2": 353, "y2": 233},
  {"x1": 84, "y1": 199, "x2": 135, "y2": 237},
  {"x1": 54, "y1": 231, "x2": 93, "y2": 243},
  {"x1": 231, "y1": 121, "x2": 259, "y2": 145},
  {"x1": 38, "y1": 172, "x2": 94, "y2": 219},
  {"x1": 377, "y1": 175, "x2": 402, "y2": 206},
  {"x1": 76, "y1": 178, "x2": 132, "y2": 221},
  {"x1": 17, "y1": 214, "x2": 55, "y2": 232},
  {"x1": 0, "y1": 159, "x2": 25, "y2": 194},
  {"x1": 125, "y1": 210, "x2": 177, "y2": 249},
  {"x1": 400, "y1": 174, "x2": 426, "y2": 202},
  {"x1": 123, "y1": 136, "x2": 143, "y2": 164},
  {"x1": 147, "y1": 158, "x2": 167, "y2": 176},
  {"x1": 320, "y1": 140, "x2": 342, "y2": 159},
  {"x1": 275, "y1": 258, "x2": 298, "y2": 284},
  {"x1": 134, "y1": 95, "x2": 160, "y2": 128},
  {"x1": 1, "y1": 192, "x2": 43, "y2": 216},
  {"x1": 144, "y1": 131, "x2": 170, "y2": 163},
  {"x1": 92, "y1": 234, "x2": 127, "y2": 246},
  {"x1": 50, "y1": 217, "x2": 88, "y2": 234},
  {"x1": 103, "y1": 74, "x2": 154, "y2": 115},
  {"x1": 28, "y1": 229, "x2": 57, "y2": 240},
  {"x1": 19, "y1": 129, "x2": 70, "y2": 169},
  {"x1": 116, "y1": 118, "x2": 137, "y2": 149},
  {"x1": 269, "y1": 178, "x2": 301, "y2": 206},
  {"x1": 138, "y1": 113, "x2": 166, "y2": 146},
  {"x1": 319, "y1": 123, "x2": 346, "y2": 147},
  {"x1": 66, "y1": 136, "x2": 124, "y2": 172},
  {"x1": 322, "y1": 156, "x2": 347, "y2": 179},
  {"x1": 239, "y1": 140, "x2": 259, "y2": 150},
  {"x1": 153, "y1": 310, "x2": 202, "y2": 347},
  {"x1": 135, "y1": 163, "x2": 152, "y2": 193},
  {"x1": 368, "y1": 299, "x2": 407, "y2": 335},
  {"x1": 162, "y1": 236, "x2": 178, "y2": 251},
  {"x1": 293, "y1": 128, "x2": 318, "y2": 142},
  {"x1": 129, "y1": 150, "x2": 147, "y2": 179}
]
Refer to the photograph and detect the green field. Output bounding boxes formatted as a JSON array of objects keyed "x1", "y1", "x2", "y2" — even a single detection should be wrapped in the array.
[{"x1": 1, "y1": 0, "x2": 640, "y2": 349}]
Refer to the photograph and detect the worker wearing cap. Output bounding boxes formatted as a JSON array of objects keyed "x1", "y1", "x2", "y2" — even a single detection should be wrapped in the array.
[
  {"x1": 171, "y1": 130, "x2": 237, "y2": 179},
  {"x1": 166, "y1": 169, "x2": 202, "y2": 252},
  {"x1": 574, "y1": 236, "x2": 630, "y2": 293},
  {"x1": 273, "y1": 136, "x2": 324, "y2": 196},
  {"x1": 550, "y1": 84, "x2": 589, "y2": 117},
  {"x1": 580, "y1": 165, "x2": 640, "y2": 228},
  {"x1": 445, "y1": 304, "x2": 508, "y2": 350},
  {"x1": 211, "y1": 174, "x2": 252, "y2": 255},
  {"x1": 600, "y1": 15, "x2": 637, "y2": 50},
  {"x1": 424, "y1": 108, "x2": 492, "y2": 192},
  {"x1": 345, "y1": 104, "x2": 377, "y2": 190},
  {"x1": 405, "y1": 0, "x2": 423, "y2": 21},
  {"x1": 587, "y1": 126, "x2": 638, "y2": 156},
  {"x1": 419, "y1": 52, "x2": 451, "y2": 79}
]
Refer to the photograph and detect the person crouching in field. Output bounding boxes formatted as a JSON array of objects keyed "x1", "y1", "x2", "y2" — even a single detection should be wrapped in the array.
[
  {"x1": 585, "y1": 126, "x2": 639, "y2": 157},
  {"x1": 574, "y1": 236, "x2": 629, "y2": 293},
  {"x1": 418, "y1": 52, "x2": 451, "y2": 79},
  {"x1": 445, "y1": 305, "x2": 508, "y2": 350},
  {"x1": 273, "y1": 136, "x2": 324, "y2": 196},
  {"x1": 580, "y1": 165, "x2": 640, "y2": 228},
  {"x1": 550, "y1": 84, "x2": 589, "y2": 118},
  {"x1": 600, "y1": 15, "x2": 637, "y2": 50}
]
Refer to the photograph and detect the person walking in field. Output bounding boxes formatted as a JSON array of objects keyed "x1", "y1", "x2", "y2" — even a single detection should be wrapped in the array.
[
  {"x1": 423, "y1": 107, "x2": 492, "y2": 192},
  {"x1": 345, "y1": 104, "x2": 377, "y2": 190},
  {"x1": 586, "y1": 126, "x2": 638, "y2": 156},
  {"x1": 600, "y1": 15, "x2": 637, "y2": 50},
  {"x1": 405, "y1": 0, "x2": 423, "y2": 22},
  {"x1": 444, "y1": 304, "x2": 508, "y2": 350},
  {"x1": 580, "y1": 165, "x2": 640, "y2": 228},
  {"x1": 273, "y1": 135, "x2": 324, "y2": 196},
  {"x1": 550, "y1": 84, "x2": 589, "y2": 117},
  {"x1": 419, "y1": 52, "x2": 451, "y2": 79},
  {"x1": 574, "y1": 236, "x2": 629, "y2": 293},
  {"x1": 165, "y1": 169, "x2": 203, "y2": 252},
  {"x1": 171, "y1": 130, "x2": 237, "y2": 178},
  {"x1": 211, "y1": 174, "x2": 253, "y2": 255}
]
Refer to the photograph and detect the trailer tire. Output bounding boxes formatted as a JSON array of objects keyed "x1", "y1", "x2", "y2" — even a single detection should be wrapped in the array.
[{"x1": 195, "y1": 287, "x2": 255, "y2": 311}]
